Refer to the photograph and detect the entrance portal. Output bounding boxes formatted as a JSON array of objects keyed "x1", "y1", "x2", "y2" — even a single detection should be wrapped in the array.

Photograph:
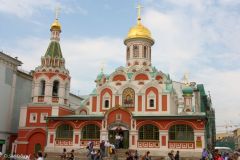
[
  {"x1": 34, "y1": 143, "x2": 42, "y2": 154},
  {"x1": 108, "y1": 127, "x2": 129, "y2": 149}
]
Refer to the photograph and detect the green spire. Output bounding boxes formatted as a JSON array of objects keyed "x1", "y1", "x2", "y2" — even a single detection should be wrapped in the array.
[{"x1": 45, "y1": 41, "x2": 63, "y2": 58}]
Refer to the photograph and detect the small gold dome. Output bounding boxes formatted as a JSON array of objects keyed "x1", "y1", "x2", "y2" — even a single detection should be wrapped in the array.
[{"x1": 50, "y1": 19, "x2": 61, "y2": 31}]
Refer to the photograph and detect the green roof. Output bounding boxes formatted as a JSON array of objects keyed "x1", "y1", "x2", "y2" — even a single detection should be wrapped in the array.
[
  {"x1": 97, "y1": 72, "x2": 104, "y2": 80},
  {"x1": 90, "y1": 88, "x2": 97, "y2": 95},
  {"x1": 45, "y1": 41, "x2": 63, "y2": 58},
  {"x1": 127, "y1": 72, "x2": 133, "y2": 79},
  {"x1": 197, "y1": 84, "x2": 207, "y2": 112},
  {"x1": 197, "y1": 84, "x2": 206, "y2": 96}
]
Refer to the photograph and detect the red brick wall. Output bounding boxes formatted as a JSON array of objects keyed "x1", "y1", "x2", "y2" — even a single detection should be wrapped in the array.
[
  {"x1": 92, "y1": 96, "x2": 97, "y2": 112},
  {"x1": 107, "y1": 108, "x2": 131, "y2": 127},
  {"x1": 138, "y1": 96, "x2": 142, "y2": 111},
  {"x1": 58, "y1": 107, "x2": 74, "y2": 116},
  {"x1": 115, "y1": 96, "x2": 119, "y2": 106},
  {"x1": 162, "y1": 95, "x2": 167, "y2": 111},
  {"x1": 26, "y1": 107, "x2": 52, "y2": 127}
]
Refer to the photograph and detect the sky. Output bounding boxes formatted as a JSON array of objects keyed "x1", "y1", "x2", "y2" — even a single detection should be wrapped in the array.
[{"x1": 0, "y1": 0, "x2": 239, "y2": 133}]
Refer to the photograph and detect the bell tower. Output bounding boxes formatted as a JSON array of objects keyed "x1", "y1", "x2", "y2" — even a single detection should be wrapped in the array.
[
  {"x1": 32, "y1": 11, "x2": 70, "y2": 106},
  {"x1": 124, "y1": 4, "x2": 154, "y2": 68}
]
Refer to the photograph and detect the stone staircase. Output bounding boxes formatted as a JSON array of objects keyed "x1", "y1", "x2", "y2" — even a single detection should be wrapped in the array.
[
  {"x1": 45, "y1": 149, "x2": 200, "y2": 160},
  {"x1": 45, "y1": 149, "x2": 165, "y2": 160}
]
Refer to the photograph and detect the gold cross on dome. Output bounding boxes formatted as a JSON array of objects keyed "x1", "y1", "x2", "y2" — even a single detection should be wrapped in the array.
[
  {"x1": 55, "y1": 6, "x2": 61, "y2": 19},
  {"x1": 136, "y1": 3, "x2": 143, "y2": 20},
  {"x1": 183, "y1": 72, "x2": 190, "y2": 86},
  {"x1": 100, "y1": 62, "x2": 105, "y2": 73}
]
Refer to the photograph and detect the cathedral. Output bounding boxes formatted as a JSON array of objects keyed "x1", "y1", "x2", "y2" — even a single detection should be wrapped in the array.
[{"x1": 13, "y1": 6, "x2": 215, "y2": 157}]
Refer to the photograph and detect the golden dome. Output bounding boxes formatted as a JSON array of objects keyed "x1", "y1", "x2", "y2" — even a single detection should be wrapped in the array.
[
  {"x1": 127, "y1": 21, "x2": 152, "y2": 40},
  {"x1": 50, "y1": 19, "x2": 61, "y2": 31}
]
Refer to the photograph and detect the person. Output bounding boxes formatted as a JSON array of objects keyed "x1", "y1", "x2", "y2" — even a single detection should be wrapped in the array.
[
  {"x1": 94, "y1": 150, "x2": 101, "y2": 160},
  {"x1": 104, "y1": 140, "x2": 110, "y2": 157},
  {"x1": 133, "y1": 150, "x2": 139, "y2": 160},
  {"x1": 68, "y1": 149, "x2": 74, "y2": 160},
  {"x1": 91, "y1": 149, "x2": 97, "y2": 160},
  {"x1": 60, "y1": 148, "x2": 67, "y2": 160},
  {"x1": 175, "y1": 150, "x2": 180, "y2": 160},
  {"x1": 202, "y1": 148, "x2": 208, "y2": 160},
  {"x1": 37, "y1": 151, "x2": 43, "y2": 160},
  {"x1": 126, "y1": 151, "x2": 133, "y2": 160},
  {"x1": 87, "y1": 141, "x2": 94, "y2": 158},
  {"x1": 224, "y1": 153, "x2": 229, "y2": 160},
  {"x1": 165, "y1": 153, "x2": 172, "y2": 160},
  {"x1": 10, "y1": 152, "x2": 17, "y2": 160},
  {"x1": 109, "y1": 144, "x2": 116, "y2": 155},
  {"x1": 120, "y1": 135, "x2": 124, "y2": 148},
  {"x1": 142, "y1": 151, "x2": 151, "y2": 160},
  {"x1": 100, "y1": 140, "x2": 105, "y2": 158},
  {"x1": 115, "y1": 134, "x2": 121, "y2": 149}
]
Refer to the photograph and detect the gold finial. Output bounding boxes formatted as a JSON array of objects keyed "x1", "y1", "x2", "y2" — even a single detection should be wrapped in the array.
[
  {"x1": 100, "y1": 62, "x2": 105, "y2": 73},
  {"x1": 136, "y1": 3, "x2": 143, "y2": 24},
  {"x1": 183, "y1": 72, "x2": 190, "y2": 86},
  {"x1": 55, "y1": 6, "x2": 61, "y2": 20}
]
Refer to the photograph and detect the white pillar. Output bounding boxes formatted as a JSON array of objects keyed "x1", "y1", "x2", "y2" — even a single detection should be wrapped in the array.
[
  {"x1": 45, "y1": 82, "x2": 52, "y2": 103},
  {"x1": 129, "y1": 130, "x2": 138, "y2": 149},
  {"x1": 159, "y1": 130, "x2": 168, "y2": 149},
  {"x1": 58, "y1": 83, "x2": 65, "y2": 104},
  {"x1": 194, "y1": 130, "x2": 205, "y2": 151}
]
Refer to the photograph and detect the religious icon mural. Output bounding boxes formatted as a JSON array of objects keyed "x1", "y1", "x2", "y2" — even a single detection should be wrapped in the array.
[{"x1": 122, "y1": 88, "x2": 135, "y2": 107}]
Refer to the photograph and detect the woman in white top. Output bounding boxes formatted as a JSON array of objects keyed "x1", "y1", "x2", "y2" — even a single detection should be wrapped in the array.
[{"x1": 37, "y1": 152, "x2": 43, "y2": 160}]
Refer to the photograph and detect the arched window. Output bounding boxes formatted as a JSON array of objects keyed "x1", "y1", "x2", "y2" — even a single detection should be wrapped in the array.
[
  {"x1": 52, "y1": 80, "x2": 59, "y2": 96},
  {"x1": 102, "y1": 92, "x2": 110, "y2": 109},
  {"x1": 122, "y1": 88, "x2": 135, "y2": 107},
  {"x1": 147, "y1": 91, "x2": 156, "y2": 109},
  {"x1": 39, "y1": 80, "x2": 45, "y2": 96},
  {"x1": 56, "y1": 124, "x2": 73, "y2": 139},
  {"x1": 169, "y1": 124, "x2": 194, "y2": 141},
  {"x1": 80, "y1": 110, "x2": 87, "y2": 115},
  {"x1": 150, "y1": 99, "x2": 154, "y2": 107},
  {"x1": 139, "y1": 124, "x2": 159, "y2": 140},
  {"x1": 143, "y1": 46, "x2": 147, "y2": 58},
  {"x1": 104, "y1": 100, "x2": 109, "y2": 108},
  {"x1": 82, "y1": 124, "x2": 100, "y2": 139},
  {"x1": 133, "y1": 45, "x2": 139, "y2": 57},
  {"x1": 127, "y1": 47, "x2": 130, "y2": 60}
]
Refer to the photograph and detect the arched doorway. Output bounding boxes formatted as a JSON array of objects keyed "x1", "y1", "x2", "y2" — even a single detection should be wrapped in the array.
[
  {"x1": 27, "y1": 132, "x2": 46, "y2": 155},
  {"x1": 108, "y1": 123, "x2": 129, "y2": 149},
  {"x1": 105, "y1": 106, "x2": 132, "y2": 149},
  {"x1": 34, "y1": 143, "x2": 41, "y2": 154}
]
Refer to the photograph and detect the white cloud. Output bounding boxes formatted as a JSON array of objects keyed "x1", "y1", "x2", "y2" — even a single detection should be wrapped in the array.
[
  {"x1": 0, "y1": 0, "x2": 87, "y2": 18},
  {"x1": 2, "y1": 1, "x2": 240, "y2": 132},
  {"x1": 141, "y1": 2, "x2": 240, "y2": 129},
  {"x1": 4, "y1": 36, "x2": 124, "y2": 95}
]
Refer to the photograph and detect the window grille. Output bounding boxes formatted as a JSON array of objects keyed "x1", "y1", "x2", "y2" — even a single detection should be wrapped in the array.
[
  {"x1": 169, "y1": 124, "x2": 194, "y2": 141},
  {"x1": 82, "y1": 124, "x2": 100, "y2": 139},
  {"x1": 56, "y1": 124, "x2": 73, "y2": 139},
  {"x1": 139, "y1": 124, "x2": 159, "y2": 140}
]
